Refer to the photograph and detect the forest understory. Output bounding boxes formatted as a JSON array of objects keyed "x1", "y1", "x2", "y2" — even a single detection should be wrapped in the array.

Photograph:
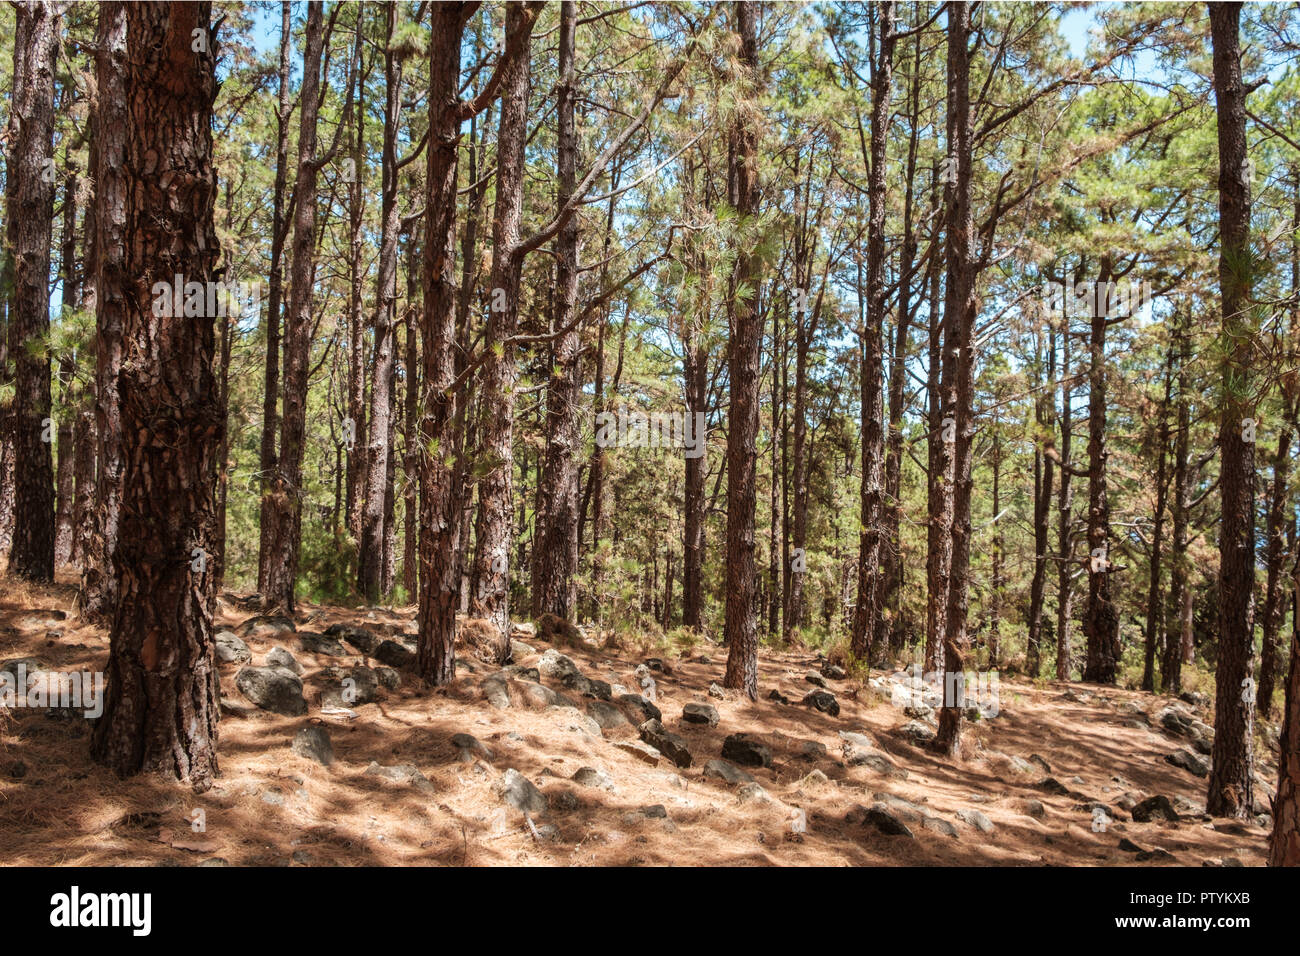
[{"x1": 0, "y1": 574, "x2": 1275, "y2": 867}]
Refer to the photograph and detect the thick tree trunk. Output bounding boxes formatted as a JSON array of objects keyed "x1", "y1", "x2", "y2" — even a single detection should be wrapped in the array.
[
  {"x1": 1207, "y1": 1, "x2": 1257, "y2": 819},
  {"x1": 6, "y1": 0, "x2": 59, "y2": 583},
  {"x1": 262, "y1": 1, "x2": 326, "y2": 614},
  {"x1": 257, "y1": 1, "x2": 293, "y2": 596},
  {"x1": 90, "y1": 0, "x2": 223, "y2": 789},
  {"x1": 532, "y1": 0, "x2": 582, "y2": 620},
  {"x1": 1269, "y1": 555, "x2": 1300, "y2": 865},
  {"x1": 722, "y1": 0, "x2": 763, "y2": 700}
]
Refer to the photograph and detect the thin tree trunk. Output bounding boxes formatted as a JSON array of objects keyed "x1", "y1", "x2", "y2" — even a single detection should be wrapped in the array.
[
  {"x1": 532, "y1": 0, "x2": 582, "y2": 620},
  {"x1": 1083, "y1": 260, "x2": 1122, "y2": 684},
  {"x1": 722, "y1": 0, "x2": 763, "y2": 699},
  {"x1": 850, "y1": 1, "x2": 894, "y2": 667},
  {"x1": 257, "y1": 1, "x2": 293, "y2": 595},
  {"x1": 1207, "y1": 0, "x2": 1257, "y2": 819},
  {"x1": 6, "y1": 0, "x2": 59, "y2": 583},
  {"x1": 263, "y1": 0, "x2": 326, "y2": 614},
  {"x1": 471, "y1": 1, "x2": 541, "y2": 652},
  {"x1": 80, "y1": 0, "x2": 127, "y2": 620},
  {"x1": 359, "y1": 3, "x2": 404, "y2": 603},
  {"x1": 1056, "y1": 313, "x2": 1076, "y2": 680},
  {"x1": 1142, "y1": 342, "x2": 1174, "y2": 691}
]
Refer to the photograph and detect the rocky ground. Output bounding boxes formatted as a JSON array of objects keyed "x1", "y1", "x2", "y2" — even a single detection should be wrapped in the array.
[{"x1": 0, "y1": 576, "x2": 1278, "y2": 866}]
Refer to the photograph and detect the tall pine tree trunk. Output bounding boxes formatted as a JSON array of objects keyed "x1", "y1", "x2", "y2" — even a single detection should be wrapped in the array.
[
  {"x1": 722, "y1": 0, "x2": 762, "y2": 700},
  {"x1": 934, "y1": 0, "x2": 976, "y2": 758},
  {"x1": 90, "y1": 0, "x2": 223, "y2": 789},
  {"x1": 80, "y1": 0, "x2": 127, "y2": 620},
  {"x1": 257, "y1": 1, "x2": 293, "y2": 596},
  {"x1": 262, "y1": 0, "x2": 325, "y2": 614},
  {"x1": 6, "y1": 0, "x2": 59, "y2": 583},
  {"x1": 532, "y1": 0, "x2": 582, "y2": 620},
  {"x1": 360, "y1": 3, "x2": 405, "y2": 603},
  {"x1": 1207, "y1": 0, "x2": 1257, "y2": 819}
]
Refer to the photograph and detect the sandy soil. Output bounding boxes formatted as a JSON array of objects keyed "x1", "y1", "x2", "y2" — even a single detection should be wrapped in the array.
[{"x1": 0, "y1": 573, "x2": 1276, "y2": 866}]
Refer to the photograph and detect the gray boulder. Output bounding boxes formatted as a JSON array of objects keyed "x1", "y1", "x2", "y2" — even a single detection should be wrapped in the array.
[
  {"x1": 639, "y1": 719, "x2": 692, "y2": 768},
  {"x1": 682, "y1": 702, "x2": 720, "y2": 727},
  {"x1": 236, "y1": 666, "x2": 307, "y2": 716},
  {"x1": 214, "y1": 631, "x2": 251, "y2": 664},
  {"x1": 721, "y1": 733, "x2": 772, "y2": 768}
]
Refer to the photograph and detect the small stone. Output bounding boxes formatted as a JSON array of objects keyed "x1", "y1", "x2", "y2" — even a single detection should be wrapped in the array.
[
  {"x1": 638, "y1": 719, "x2": 692, "y2": 768},
  {"x1": 899, "y1": 720, "x2": 936, "y2": 745},
  {"x1": 923, "y1": 816, "x2": 958, "y2": 837},
  {"x1": 1118, "y1": 837, "x2": 1145, "y2": 853},
  {"x1": 767, "y1": 690, "x2": 790, "y2": 705},
  {"x1": 298, "y1": 633, "x2": 348, "y2": 657},
  {"x1": 737, "y1": 783, "x2": 770, "y2": 804},
  {"x1": 615, "y1": 740, "x2": 661, "y2": 766},
  {"x1": 1165, "y1": 749, "x2": 1210, "y2": 777},
  {"x1": 267, "y1": 646, "x2": 302, "y2": 675},
  {"x1": 1023, "y1": 799, "x2": 1046, "y2": 819},
  {"x1": 214, "y1": 631, "x2": 251, "y2": 664},
  {"x1": 640, "y1": 804, "x2": 668, "y2": 818},
  {"x1": 802, "y1": 689, "x2": 840, "y2": 717},
  {"x1": 451, "y1": 732, "x2": 493, "y2": 761},
  {"x1": 573, "y1": 767, "x2": 613, "y2": 789},
  {"x1": 373, "y1": 640, "x2": 416, "y2": 669},
  {"x1": 1037, "y1": 777, "x2": 1071, "y2": 795},
  {"x1": 703, "y1": 759, "x2": 754, "y2": 785},
  {"x1": 682, "y1": 702, "x2": 719, "y2": 727},
  {"x1": 822, "y1": 664, "x2": 847, "y2": 680},
  {"x1": 806, "y1": 671, "x2": 828, "y2": 688},
  {"x1": 235, "y1": 666, "x2": 307, "y2": 716},
  {"x1": 956, "y1": 808, "x2": 994, "y2": 834},
  {"x1": 860, "y1": 803, "x2": 915, "y2": 838},
  {"x1": 237, "y1": 615, "x2": 297, "y2": 640},
  {"x1": 323, "y1": 623, "x2": 380, "y2": 654},
  {"x1": 290, "y1": 726, "x2": 333, "y2": 766},
  {"x1": 1131, "y1": 794, "x2": 1179, "y2": 822},
  {"x1": 617, "y1": 693, "x2": 661, "y2": 724},
  {"x1": 500, "y1": 769, "x2": 548, "y2": 814},
  {"x1": 586, "y1": 699, "x2": 628, "y2": 730},
  {"x1": 722, "y1": 733, "x2": 773, "y2": 768}
]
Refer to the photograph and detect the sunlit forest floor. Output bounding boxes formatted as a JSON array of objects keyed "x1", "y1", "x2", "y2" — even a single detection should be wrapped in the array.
[{"x1": 0, "y1": 572, "x2": 1275, "y2": 867}]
